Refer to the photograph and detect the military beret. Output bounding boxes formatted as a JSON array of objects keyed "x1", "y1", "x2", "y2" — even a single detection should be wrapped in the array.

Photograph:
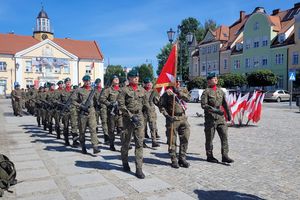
[
  {"x1": 50, "y1": 83, "x2": 55, "y2": 87},
  {"x1": 73, "y1": 85, "x2": 78, "y2": 89},
  {"x1": 95, "y1": 78, "x2": 101, "y2": 84},
  {"x1": 207, "y1": 72, "x2": 217, "y2": 80},
  {"x1": 143, "y1": 77, "x2": 152, "y2": 84},
  {"x1": 127, "y1": 69, "x2": 139, "y2": 77},
  {"x1": 176, "y1": 77, "x2": 182, "y2": 82},
  {"x1": 64, "y1": 77, "x2": 71, "y2": 83},
  {"x1": 82, "y1": 75, "x2": 91, "y2": 81},
  {"x1": 111, "y1": 74, "x2": 118, "y2": 80},
  {"x1": 57, "y1": 80, "x2": 63, "y2": 85},
  {"x1": 39, "y1": 86, "x2": 44, "y2": 90}
]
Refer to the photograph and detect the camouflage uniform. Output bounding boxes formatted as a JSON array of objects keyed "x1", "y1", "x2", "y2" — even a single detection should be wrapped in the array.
[
  {"x1": 52, "y1": 84, "x2": 64, "y2": 139},
  {"x1": 11, "y1": 86, "x2": 23, "y2": 116},
  {"x1": 159, "y1": 87, "x2": 191, "y2": 168},
  {"x1": 201, "y1": 85, "x2": 233, "y2": 163},
  {"x1": 76, "y1": 82, "x2": 100, "y2": 154},
  {"x1": 40, "y1": 88, "x2": 48, "y2": 130},
  {"x1": 45, "y1": 86, "x2": 56, "y2": 135},
  {"x1": 35, "y1": 87, "x2": 44, "y2": 127},
  {"x1": 100, "y1": 85, "x2": 123, "y2": 150},
  {"x1": 118, "y1": 75, "x2": 150, "y2": 178}
]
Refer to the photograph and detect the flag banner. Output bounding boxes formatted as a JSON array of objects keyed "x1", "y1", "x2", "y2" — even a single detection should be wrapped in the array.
[{"x1": 154, "y1": 44, "x2": 177, "y2": 94}]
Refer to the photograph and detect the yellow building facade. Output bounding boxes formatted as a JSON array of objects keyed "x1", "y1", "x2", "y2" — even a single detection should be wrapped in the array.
[{"x1": 0, "y1": 8, "x2": 104, "y2": 96}]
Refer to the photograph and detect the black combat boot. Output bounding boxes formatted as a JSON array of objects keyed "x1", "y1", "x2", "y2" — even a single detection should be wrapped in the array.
[
  {"x1": 110, "y1": 145, "x2": 116, "y2": 151},
  {"x1": 93, "y1": 146, "x2": 101, "y2": 154},
  {"x1": 171, "y1": 157, "x2": 179, "y2": 169},
  {"x1": 143, "y1": 141, "x2": 149, "y2": 148},
  {"x1": 48, "y1": 123, "x2": 53, "y2": 134},
  {"x1": 56, "y1": 125, "x2": 61, "y2": 139},
  {"x1": 207, "y1": 156, "x2": 219, "y2": 163},
  {"x1": 37, "y1": 118, "x2": 41, "y2": 127},
  {"x1": 178, "y1": 159, "x2": 190, "y2": 168},
  {"x1": 123, "y1": 162, "x2": 131, "y2": 172},
  {"x1": 81, "y1": 143, "x2": 87, "y2": 154},
  {"x1": 104, "y1": 135, "x2": 110, "y2": 145},
  {"x1": 222, "y1": 155, "x2": 234, "y2": 163},
  {"x1": 152, "y1": 141, "x2": 160, "y2": 148},
  {"x1": 43, "y1": 123, "x2": 47, "y2": 130},
  {"x1": 135, "y1": 168, "x2": 145, "y2": 179}
]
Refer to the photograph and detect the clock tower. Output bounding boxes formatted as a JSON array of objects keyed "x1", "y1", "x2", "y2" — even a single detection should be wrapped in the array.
[{"x1": 33, "y1": 7, "x2": 54, "y2": 41}]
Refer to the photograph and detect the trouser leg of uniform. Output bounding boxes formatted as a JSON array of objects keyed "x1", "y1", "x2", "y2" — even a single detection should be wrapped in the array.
[
  {"x1": 121, "y1": 117, "x2": 133, "y2": 165},
  {"x1": 133, "y1": 115, "x2": 144, "y2": 169},
  {"x1": 216, "y1": 123, "x2": 229, "y2": 156},
  {"x1": 100, "y1": 107, "x2": 108, "y2": 136},
  {"x1": 88, "y1": 114, "x2": 99, "y2": 147},
  {"x1": 48, "y1": 110, "x2": 53, "y2": 134},
  {"x1": 167, "y1": 121, "x2": 178, "y2": 160},
  {"x1": 70, "y1": 109, "x2": 79, "y2": 141},
  {"x1": 178, "y1": 120, "x2": 190, "y2": 161},
  {"x1": 149, "y1": 116, "x2": 157, "y2": 142},
  {"x1": 63, "y1": 114, "x2": 70, "y2": 145},
  {"x1": 79, "y1": 116, "x2": 87, "y2": 152},
  {"x1": 36, "y1": 109, "x2": 41, "y2": 126},
  {"x1": 108, "y1": 115, "x2": 116, "y2": 146},
  {"x1": 204, "y1": 122, "x2": 216, "y2": 157}
]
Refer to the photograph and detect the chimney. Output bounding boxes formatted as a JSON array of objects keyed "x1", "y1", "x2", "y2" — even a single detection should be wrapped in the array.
[
  {"x1": 272, "y1": 9, "x2": 280, "y2": 15},
  {"x1": 240, "y1": 11, "x2": 245, "y2": 21},
  {"x1": 295, "y1": 2, "x2": 300, "y2": 8}
]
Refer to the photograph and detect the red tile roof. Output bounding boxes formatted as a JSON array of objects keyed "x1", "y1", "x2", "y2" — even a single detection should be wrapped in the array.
[{"x1": 0, "y1": 33, "x2": 103, "y2": 60}]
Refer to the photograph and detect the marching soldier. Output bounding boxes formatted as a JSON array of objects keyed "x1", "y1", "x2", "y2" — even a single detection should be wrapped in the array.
[
  {"x1": 142, "y1": 77, "x2": 160, "y2": 148},
  {"x1": 200, "y1": 72, "x2": 234, "y2": 163},
  {"x1": 100, "y1": 75, "x2": 123, "y2": 151},
  {"x1": 53, "y1": 80, "x2": 64, "y2": 139},
  {"x1": 77, "y1": 75, "x2": 100, "y2": 154},
  {"x1": 11, "y1": 84, "x2": 23, "y2": 117},
  {"x1": 35, "y1": 86, "x2": 44, "y2": 127},
  {"x1": 60, "y1": 77, "x2": 79, "y2": 146},
  {"x1": 117, "y1": 69, "x2": 150, "y2": 179},
  {"x1": 40, "y1": 83, "x2": 49, "y2": 130},
  {"x1": 46, "y1": 83, "x2": 56, "y2": 135},
  {"x1": 158, "y1": 78, "x2": 191, "y2": 168},
  {"x1": 93, "y1": 78, "x2": 102, "y2": 133}
]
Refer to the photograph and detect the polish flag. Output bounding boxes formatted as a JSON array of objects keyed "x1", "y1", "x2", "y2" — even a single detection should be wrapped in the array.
[
  {"x1": 154, "y1": 44, "x2": 177, "y2": 95},
  {"x1": 247, "y1": 92, "x2": 262, "y2": 122},
  {"x1": 252, "y1": 93, "x2": 265, "y2": 123},
  {"x1": 231, "y1": 93, "x2": 249, "y2": 119},
  {"x1": 244, "y1": 91, "x2": 257, "y2": 118}
]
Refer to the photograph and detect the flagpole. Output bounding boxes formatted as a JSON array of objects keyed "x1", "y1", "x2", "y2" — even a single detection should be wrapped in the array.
[{"x1": 169, "y1": 42, "x2": 178, "y2": 151}]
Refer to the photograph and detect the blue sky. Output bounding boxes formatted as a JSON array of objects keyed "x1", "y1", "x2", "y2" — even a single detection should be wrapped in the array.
[{"x1": 0, "y1": 0, "x2": 299, "y2": 73}]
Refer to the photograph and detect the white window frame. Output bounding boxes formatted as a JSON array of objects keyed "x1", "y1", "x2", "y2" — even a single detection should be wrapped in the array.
[
  {"x1": 245, "y1": 40, "x2": 251, "y2": 49},
  {"x1": 25, "y1": 61, "x2": 32, "y2": 72},
  {"x1": 245, "y1": 58, "x2": 250, "y2": 68},
  {"x1": 293, "y1": 52, "x2": 299, "y2": 65},
  {"x1": 0, "y1": 62, "x2": 7, "y2": 71},
  {"x1": 64, "y1": 65, "x2": 70, "y2": 74},
  {"x1": 86, "y1": 65, "x2": 91, "y2": 74}
]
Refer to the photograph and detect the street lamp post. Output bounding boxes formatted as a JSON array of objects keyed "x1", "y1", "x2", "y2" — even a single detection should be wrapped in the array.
[{"x1": 167, "y1": 27, "x2": 194, "y2": 83}]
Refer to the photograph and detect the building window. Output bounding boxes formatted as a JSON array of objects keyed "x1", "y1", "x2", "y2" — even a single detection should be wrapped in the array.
[
  {"x1": 207, "y1": 46, "x2": 211, "y2": 54},
  {"x1": 64, "y1": 65, "x2": 70, "y2": 74},
  {"x1": 262, "y1": 58, "x2": 268, "y2": 66},
  {"x1": 213, "y1": 45, "x2": 217, "y2": 52},
  {"x1": 234, "y1": 60, "x2": 240, "y2": 69},
  {"x1": 208, "y1": 62, "x2": 211, "y2": 70},
  {"x1": 245, "y1": 40, "x2": 251, "y2": 49},
  {"x1": 293, "y1": 52, "x2": 299, "y2": 65},
  {"x1": 275, "y1": 54, "x2": 284, "y2": 64},
  {"x1": 26, "y1": 80, "x2": 33, "y2": 88},
  {"x1": 262, "y1": 36, "x2": 268, "y2": 47},
  {"x1": 245, "y1": 58, "x2": 251, "y2": 68},
  {"x1": 25, "y1": 61, "x2": 32, "y2": 72},
  {"x1": 86, "y1": 65, "x2": 91, "y2": 74},
  {"x1": 202, "y1": 62, "x2": 206, "y2": 71},
  {"x1": 54, "y1": 66, "x2": 61, "y2": 73},
  {"x1": 254, "y1": 22, "x2": 259, "y2": 30},
  {"x1": 253, "y1": 57, "x2": 259, "y2": 67},
  {"x1": 213, "y1": 61, "x2": 216, "y2": 69},
  {"x1": 0, "y1": 62, "x2": 7, "y2": 71},
  {"x1": 35, "y1": 65, "x2": 42, "y2": 73},
  {"x1": 254, "y1": 41, "x2": 259, "y2": 48},
  {"x1": 224, "y1": 59, "x2": 227, "y2": 69}
]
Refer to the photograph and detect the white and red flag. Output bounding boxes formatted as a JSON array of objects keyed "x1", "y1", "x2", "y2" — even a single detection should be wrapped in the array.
[
  {"x1": 252, "y1": 93, "x2": 265, "y2": 123},
  {"x1": 231, "y1": 93, "x2": 249, "y2": 119},
  {"x1": 154, "y1": 44, "x2": 177, "y2": 95}
]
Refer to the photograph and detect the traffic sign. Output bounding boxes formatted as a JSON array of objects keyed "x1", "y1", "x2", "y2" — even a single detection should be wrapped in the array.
[{"x1": 289, "y1": 71, "x2": 296, "y2": 81}]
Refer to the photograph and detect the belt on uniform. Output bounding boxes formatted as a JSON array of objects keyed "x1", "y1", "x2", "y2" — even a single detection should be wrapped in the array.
[
  {"x1": 131, "y1": 110, "x2": 141, "y2": 114},
  {"x1": 174, "y1": 113, "x2": 184, "y2": 116}
]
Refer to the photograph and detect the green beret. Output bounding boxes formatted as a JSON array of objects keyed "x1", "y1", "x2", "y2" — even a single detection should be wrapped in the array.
[
  {"x1": 57, "y1": 80, "x2": 63, "y2": 85},
  {"x1": 95, "y1": 78, "x2": 101, "y2": 84},
  {"x1": 127, "y1": 69, "x2": 139, "y2": 77},
  {"x1": 111, "y1": 74, "x2": 118, "y2": 80},
  {"x1": 143, "y1": 77, "x2": 151, "y2": 84},
  {"x1": 207, "y1": 72, "x2": 216, "y2": 80},
  {"x1": 64, "y1": 77, "x2": 71, "y2": 83},
  {"x1": 50, "y1": 83, "x2": 55, "y2": 87},
  {"x1": 73, "y1": 85, "x2": 78, "y2": 89},
  {"x1": 82, "y1": 75, "x2": 91, "y2": 81}
]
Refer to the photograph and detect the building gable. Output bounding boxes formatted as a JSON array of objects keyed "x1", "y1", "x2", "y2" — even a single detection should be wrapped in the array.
[{"x1": 201, "y1": 30, "x2": 215, "y2": 44}]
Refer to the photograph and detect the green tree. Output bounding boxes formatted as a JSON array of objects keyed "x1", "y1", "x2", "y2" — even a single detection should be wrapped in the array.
[
  {"x1": 247, "y1": 70, "x2": 278, "y2": 88},
  {"x1": 220, "y1": 73, "x2": 247, "y2": 88},
  {"x1": 133, "y1": 64, "x2": 154, "y2": 83},
  {"x1": 187, "y1": 76, "x2": 207, "y2": 91},
  {"x1": 104, "y1": 65, "x2": 125, "y2": 86},
  {"x1": 156, "y1": 43, "x2": 172, "y2": 75}
]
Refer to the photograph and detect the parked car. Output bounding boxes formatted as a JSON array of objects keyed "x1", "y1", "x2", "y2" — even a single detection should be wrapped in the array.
[
  {"x1": 189, "y1": 89, "x2": 204, "y2": 103},
  {"x1": 264, "y1": 90, "x2": 290, "y2": 102}
]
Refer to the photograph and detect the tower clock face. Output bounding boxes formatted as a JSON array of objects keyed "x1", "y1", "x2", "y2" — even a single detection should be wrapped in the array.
[{"x1": 42, "y1": 34, "x2": 48, "y2": 40}]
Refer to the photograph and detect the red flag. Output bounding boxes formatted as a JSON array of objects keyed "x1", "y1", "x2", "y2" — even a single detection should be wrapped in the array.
[
  {"x1": 154, "y1": 44, "x2": 177, "y2": 94},
  {"x1": 252, "y1": 93, "x2": 265, "y2": 123},
  {"x1": 231, "y1": 93, "x2": 249, "y2": 119},
  {"x1": 247, "y1": 92, "x2": 262, "y2": 122}
]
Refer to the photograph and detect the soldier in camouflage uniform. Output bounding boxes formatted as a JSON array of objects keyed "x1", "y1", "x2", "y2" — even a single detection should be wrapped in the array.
[
  {"x1": 21, "y1": 88, "x2": 26, "y2": 110},
  {"x1": 46, "y1": 83, "x2": 56, "y2": 135},
  {"x1": 117, "y1": 69, "x2": 150, "y2": 179},
  {"x1": 77, "y1": 75, "x2": 100, "y2": 154},
  {"x1": 200, "y1": 73, "x2": 233, "y2": 163},
  {"x1": 159, "y1": 78, "x2": 191, "y2": 168},
  {"x1": 142, "y1": 77, "x2": 160, "y2": 148},
  {"x1": 100, "y1": 75, "x2": 123, "y2": 151},
  {"x1": 93, "y1": 78, "x2": 102, "y2": 133},
  {"x1": 52, "y1": 81, "x2": 64, "y2": 139},
  {"x1": 11, "y1": 84, "x2": 23, "y2": 117},
  {"x1": 60, "y1": 78, "x2": 79, "y2": 146},
  {"x1": 35, "y1": 86, "x2": 44, "y2": 127},
  {"x1": 40, "y1": 83, "x2": 49, "y2": 130}
]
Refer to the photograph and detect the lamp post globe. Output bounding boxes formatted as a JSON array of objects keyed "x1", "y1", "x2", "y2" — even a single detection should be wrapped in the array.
[{"x1": 167, "y1": 28, "x2": 175, "y2": 44}]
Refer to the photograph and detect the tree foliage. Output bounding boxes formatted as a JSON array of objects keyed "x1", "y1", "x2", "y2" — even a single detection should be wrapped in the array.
[
  {"x1": 247, "y1": 70, "x2": 278, "y2": 87},
  {"x1": 219, "y1": 73, "x2": 247, "y2": 88},
  {"x1": 104, "y1": 65, "x2": 125, "y2": 86},
  {"x1": 133, "y1": 64, "x2": 154, "y2": 83},
  {"x1": 187, "y1": 76, "x2": 207, "y2": 91}
]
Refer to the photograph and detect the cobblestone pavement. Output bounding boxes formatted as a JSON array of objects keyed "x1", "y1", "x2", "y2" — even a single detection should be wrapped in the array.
[{"x1": 0, "y1": 99, "x2": 299, "y2": 200}]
